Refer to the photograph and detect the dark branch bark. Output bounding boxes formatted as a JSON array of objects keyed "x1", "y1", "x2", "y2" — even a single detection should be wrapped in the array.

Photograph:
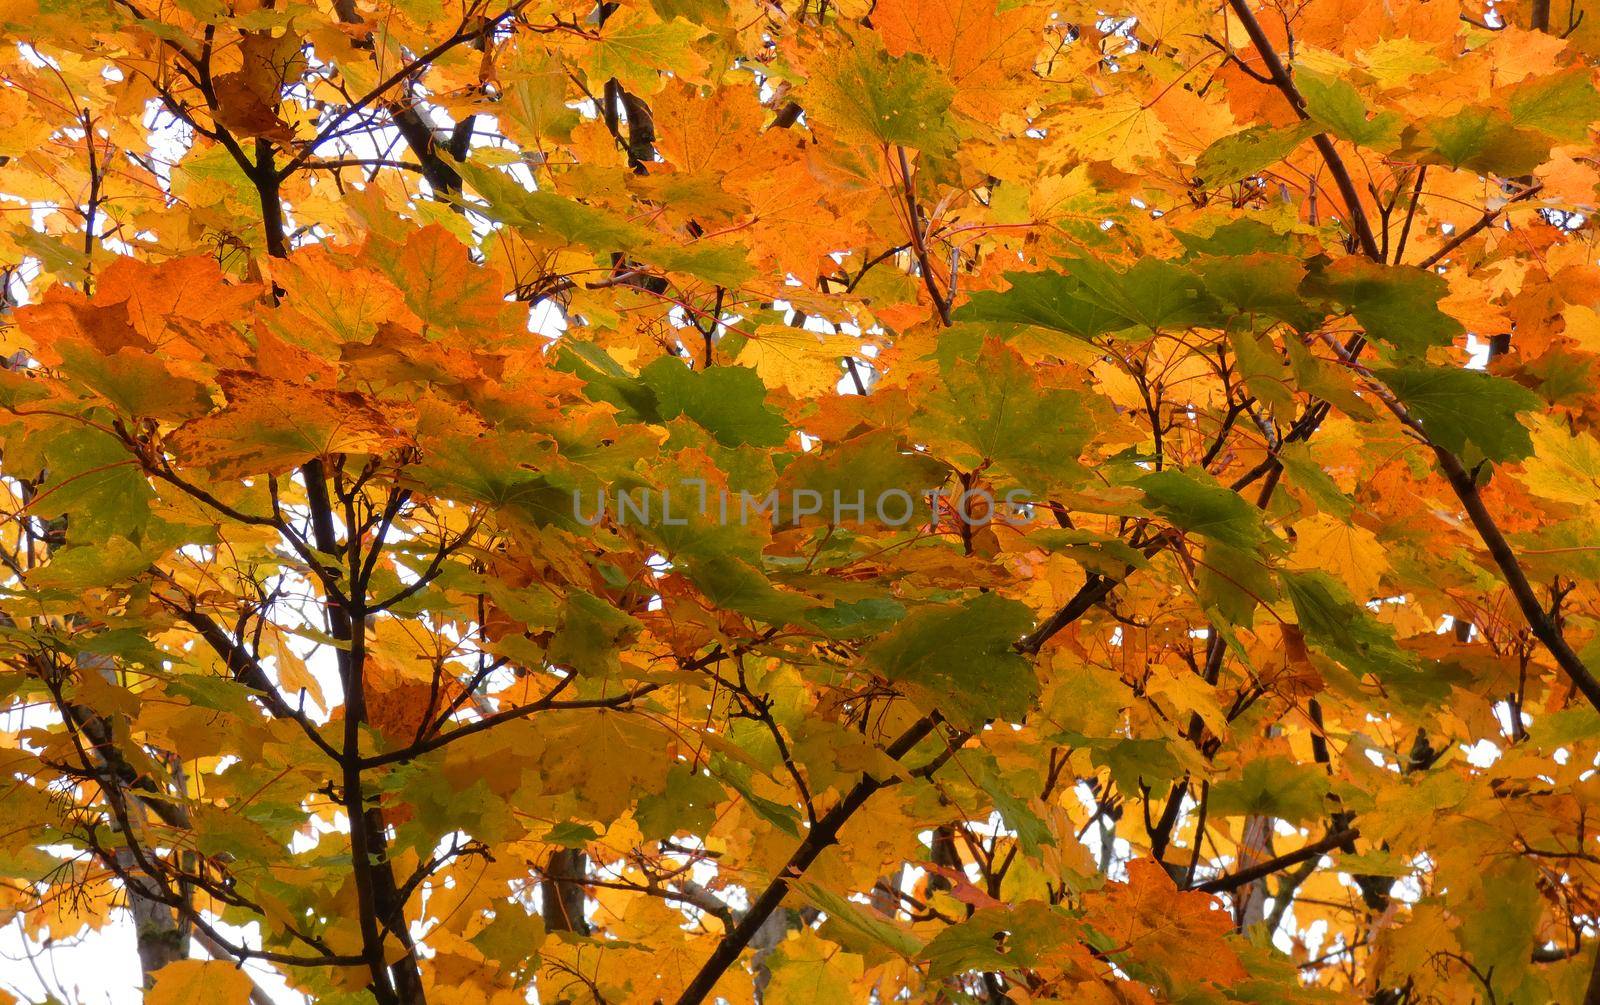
[
  {"x1": 1415, "y1": 182, "x2": 1543, "y2": 270},
  {"x1": 1020, "y1": 574, "x2": 1119, "y2": 655},
  {"x1": 164, "y1": 604, "x2": 342, "y2": 761},
  {"x1": 1194, "y1": 828, "x2": 1358, "y2": 893},
  {"x1": 1531, "y1": 0, "x2": 1553, "y2": 31},
  {"x1": 277, "y1": 5, "x2": 526, "y2": 178},
  {"x1": 1223, "y1": 0, "x2": 1382, "y2": 261},
  {"x1": 672, "y1": 715, "x2": 947, "y2": 1004},
  {"x1": 1583, "y1": 943, "x2": 1600, "y2": 1005},
  {"x1": 895, "y1": 146, "x2": 954, "y2": 327},
  {"x1": 1430, "y1": 446, "x2": 1600, "y2": 712},
  {"x1": 1317, "y1": 334, "x2": 1600, "y2": 715},
  {"x1": 541, "y1": 849, "x2": 590, "y2": 935}
]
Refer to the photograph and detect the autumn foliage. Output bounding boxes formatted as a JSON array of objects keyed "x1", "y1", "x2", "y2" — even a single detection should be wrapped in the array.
[{"x1": 4, "y1": 0, "x2": 1600, "y2": 1002}]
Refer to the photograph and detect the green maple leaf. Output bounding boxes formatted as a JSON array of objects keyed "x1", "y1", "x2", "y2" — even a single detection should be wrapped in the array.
[
  {"x1": 865, "y1": 593, "x2": 1038, "y2": 728},
  {"x1": 1375, "y1": 364, "x2": 1541, "y2": 462},
  {"x1": 641, "y1": 356, "x2": 789, "y2": 447}
]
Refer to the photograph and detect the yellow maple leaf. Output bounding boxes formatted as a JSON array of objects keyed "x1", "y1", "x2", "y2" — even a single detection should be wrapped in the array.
[
  {"x1": 1046, "y1": 91, "x2": 1168, "y2": 172},
  {"x1": 1518, "y1": 415, "x2": 1600, "y2": 506},
  {"x1": 736, "y1": 326, "x2": 861, "y2": 396},
  {"x1": 148, "y1": 961, "x2": 256, "y2": 1004},
  {"x1": 1291, "y1": 514, "x2": 1391, "y2": 601}
]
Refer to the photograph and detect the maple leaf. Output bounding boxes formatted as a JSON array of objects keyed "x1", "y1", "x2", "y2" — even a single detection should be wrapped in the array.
[
  {"x1": 733, "y1": 325, "x2": 860, "y2": 397},
  {"x1": 764, "y1": 930, "x2": 866, "y2": 1005},
  {"x1": 387, "y1": 225, "x2": 522, "y2": 337},
  {"x1": 166, "y1": 371, "x2": 413, "y2": 475},
  {"x1": 1518, "y1": 415, "x2": 1600, "y2": 504},
  {"x1": 212, "y1": 71, "x2": 296, "y2": 142},
  {"x1": 865, "y1": 592, "x2": 1039, "y2": 727},
  {"x1": 1289, "y1": 512, "x2": 1391, "y2": 600},
  {"x1": 1046, "y1": 91, "x2": 1170, "y2": 172},
  {"x1": 873, "y1": 0, "x2": 1043, "y2": 118},
  {"x1": 1082, "y1": 859, "x2": 1248, "y2": 988},
  {"x1": 147, "y1": 960, "x2": 257, "y2": 1004},
  {"x1": 910, "y1": 337, "x2": 1103, "y2": 484},
  {"x1": 1376, "y1": 364, "x2": 1542, "y2": 461},
  {"x1": 803, "y1": 34, "x2": 958, "y2": 154},
  {"x1": 585, "y1": 9, "x2": 708, "y2": 94}
]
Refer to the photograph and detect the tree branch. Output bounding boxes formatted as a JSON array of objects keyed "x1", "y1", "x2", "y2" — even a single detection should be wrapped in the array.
[
  {"x1": 1223, "y1": 0, "x2": 1382, "y2": 261},
  {"x1": 1194, "y1": 828, "x2": 1358, "y2": 893},
  {"x1": 673, "y1": 714, "x2": 954, "y2": 1004}
]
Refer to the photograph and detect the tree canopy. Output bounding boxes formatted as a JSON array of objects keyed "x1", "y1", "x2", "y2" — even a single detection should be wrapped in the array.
[{"x1": 2, "y1": 0, "x2": 1600, "y2": 1002}]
